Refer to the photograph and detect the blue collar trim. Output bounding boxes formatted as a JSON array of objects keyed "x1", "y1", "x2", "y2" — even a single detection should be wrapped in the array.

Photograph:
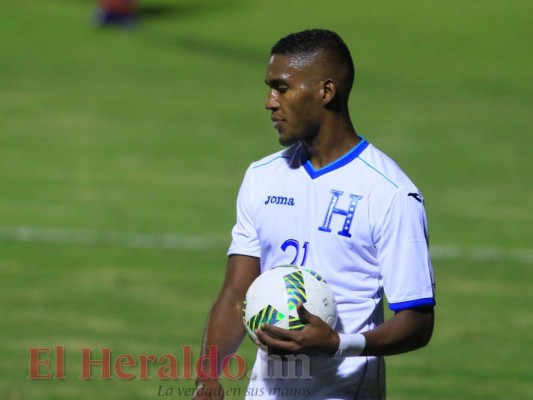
[{"x1": 303, "y1": 137, "x2": 369, "y2": 179}]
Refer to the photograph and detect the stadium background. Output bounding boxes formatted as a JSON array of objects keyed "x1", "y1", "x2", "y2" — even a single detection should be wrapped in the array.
[{"x1": 1, "y1": 0, "x2": 531, "y2": 398}]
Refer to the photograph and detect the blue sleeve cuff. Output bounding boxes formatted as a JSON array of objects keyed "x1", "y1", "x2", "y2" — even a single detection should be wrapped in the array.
[{"x1": 389, "y1": 297, "x2": 435, "y2": 311}]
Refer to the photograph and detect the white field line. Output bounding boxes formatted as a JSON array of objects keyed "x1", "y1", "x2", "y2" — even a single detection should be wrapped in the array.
[
  {"x1": 430, "y1": 245, "x2": 533, "y2": 264},
  {"x1": 0, "y1": 225, "x2": 531, "y2": 264},
  {"x1": 0, "y1": 226, "x2": 228, "y2": 250}
]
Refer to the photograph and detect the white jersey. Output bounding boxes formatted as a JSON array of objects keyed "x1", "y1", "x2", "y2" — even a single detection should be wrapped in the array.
[{"x1": 228, "y1": 137, "x2": 435, "y2": 400}]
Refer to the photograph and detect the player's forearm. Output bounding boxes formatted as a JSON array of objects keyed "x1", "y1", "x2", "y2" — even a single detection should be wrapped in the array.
[
  {"x1": 361, "y1": 307, "x2": 434, "y2": 356},
  {"x1": 199, "y1": 295, "x2": 247, "y2": 379},
  {"x1": 196, "y1": 255, "x2": 259, "y2": 386}
]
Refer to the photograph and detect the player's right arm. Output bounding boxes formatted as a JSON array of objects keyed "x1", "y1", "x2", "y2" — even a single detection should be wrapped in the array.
[{"x1": 193, "y1": 254, "x2": 260, "y2": 400}]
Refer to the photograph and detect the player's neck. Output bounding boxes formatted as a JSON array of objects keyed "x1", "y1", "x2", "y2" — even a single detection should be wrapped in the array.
[{"x1": 303, "y1": 120, "x2": 360, "y2": 169}]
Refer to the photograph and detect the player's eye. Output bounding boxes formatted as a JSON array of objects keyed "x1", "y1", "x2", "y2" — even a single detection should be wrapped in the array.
[{"x1": 277, "y1": 85, "x2": 288, "y2": 94}]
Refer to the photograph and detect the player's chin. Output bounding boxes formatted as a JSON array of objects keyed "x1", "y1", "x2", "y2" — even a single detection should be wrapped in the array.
[{"x1": 278, "y1": 133, "x2": 299, "y2": 147}]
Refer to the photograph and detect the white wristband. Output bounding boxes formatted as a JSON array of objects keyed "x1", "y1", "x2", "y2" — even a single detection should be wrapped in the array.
[{"x1": 335, "y1": 333, "x2": 366, "y2": 358}]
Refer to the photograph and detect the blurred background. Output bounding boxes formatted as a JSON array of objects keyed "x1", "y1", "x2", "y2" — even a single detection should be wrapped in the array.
[{"x1": 1, "y1": 0, "x2": 531, "y2": 399}]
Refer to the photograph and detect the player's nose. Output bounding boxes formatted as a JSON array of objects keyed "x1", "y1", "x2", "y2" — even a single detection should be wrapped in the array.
[{"x1": 265, "y1": 90, "x2": 279, "y2": 111}]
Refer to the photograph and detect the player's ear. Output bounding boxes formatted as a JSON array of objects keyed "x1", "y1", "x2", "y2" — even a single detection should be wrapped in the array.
[{"x1": 321, "y1": 79, "x2": 336, "y2": 106}]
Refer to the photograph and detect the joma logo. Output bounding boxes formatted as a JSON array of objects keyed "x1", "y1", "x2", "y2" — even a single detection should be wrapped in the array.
[{"x1": 265, "y1": 195, "x2": 295, "y2": 206}]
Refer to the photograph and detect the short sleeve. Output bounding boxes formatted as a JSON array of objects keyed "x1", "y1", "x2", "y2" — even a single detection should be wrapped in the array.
[
  {"x1": 227, "y1": 167, "x2": 261, "y2": 258},
  {"x1": 376, "y1": 187, "x2": 436, "y2": 311}
]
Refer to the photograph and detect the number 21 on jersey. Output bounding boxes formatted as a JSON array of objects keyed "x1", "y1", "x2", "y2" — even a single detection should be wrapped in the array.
[{"x1": 281, "y1": 239, "x2": 309, "y2": 266}]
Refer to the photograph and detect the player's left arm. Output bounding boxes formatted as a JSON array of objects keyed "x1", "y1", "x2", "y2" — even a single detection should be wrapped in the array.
[
  {"x1": 360, "y1": 306, "x2": 434, "y2": 356},
  {"x1": 360, "y1": 185, "x2": 435, "y2": 356},
  {"x1": 255, "y1": 303, "x2": 433, "y2": 356}
]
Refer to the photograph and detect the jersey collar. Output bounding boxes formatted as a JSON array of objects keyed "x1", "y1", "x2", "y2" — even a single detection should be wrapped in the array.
[{"x1": 303, "y1": 137, "x2": 369, "y2": 179}]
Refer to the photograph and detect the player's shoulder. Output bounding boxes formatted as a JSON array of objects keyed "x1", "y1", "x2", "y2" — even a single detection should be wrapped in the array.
[
  {"x1": 248, "y1": 144, "x2": 303, "y2": 172},
  {"x1": 358, "y1": 141, "x2": 426, "y2": 216},
  {"x1": 358, "y1": 141, "x2": 418, "y2": 193},
  {"x1": 249, "y1": 149, "x2": 289, "y2": 170}
]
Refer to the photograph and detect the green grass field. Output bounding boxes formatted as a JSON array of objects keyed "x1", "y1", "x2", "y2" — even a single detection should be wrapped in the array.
[{"x1": 1, "y1": 0, "x2": 532, "y2": 399}]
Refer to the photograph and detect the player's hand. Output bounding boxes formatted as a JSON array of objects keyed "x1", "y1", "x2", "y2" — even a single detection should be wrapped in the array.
[
  {"x1": 256, "y1": 303, "x2": 339, "y2": 355},
  {"x1": 192, "y1": 379, "x2": 224, "y2": 400}
]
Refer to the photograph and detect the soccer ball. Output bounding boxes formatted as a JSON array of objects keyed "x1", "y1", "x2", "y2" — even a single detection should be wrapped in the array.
[{"x1": 243, "y1": 265, "x2": 337, "y2": 346}]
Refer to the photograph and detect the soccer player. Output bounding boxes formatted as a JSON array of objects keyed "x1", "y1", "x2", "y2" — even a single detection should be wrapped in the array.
[
  {"x1": 193, "y1": 29, "x2": 435, "y2": 400},
  {"x1": 94, "y1": 0, "x2": 137, "y2": 27}
]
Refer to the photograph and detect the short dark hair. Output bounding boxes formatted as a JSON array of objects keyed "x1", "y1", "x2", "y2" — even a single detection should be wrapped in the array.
[{"x1": 271, "y1": 29, "x2": 354, "y2": 89}]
